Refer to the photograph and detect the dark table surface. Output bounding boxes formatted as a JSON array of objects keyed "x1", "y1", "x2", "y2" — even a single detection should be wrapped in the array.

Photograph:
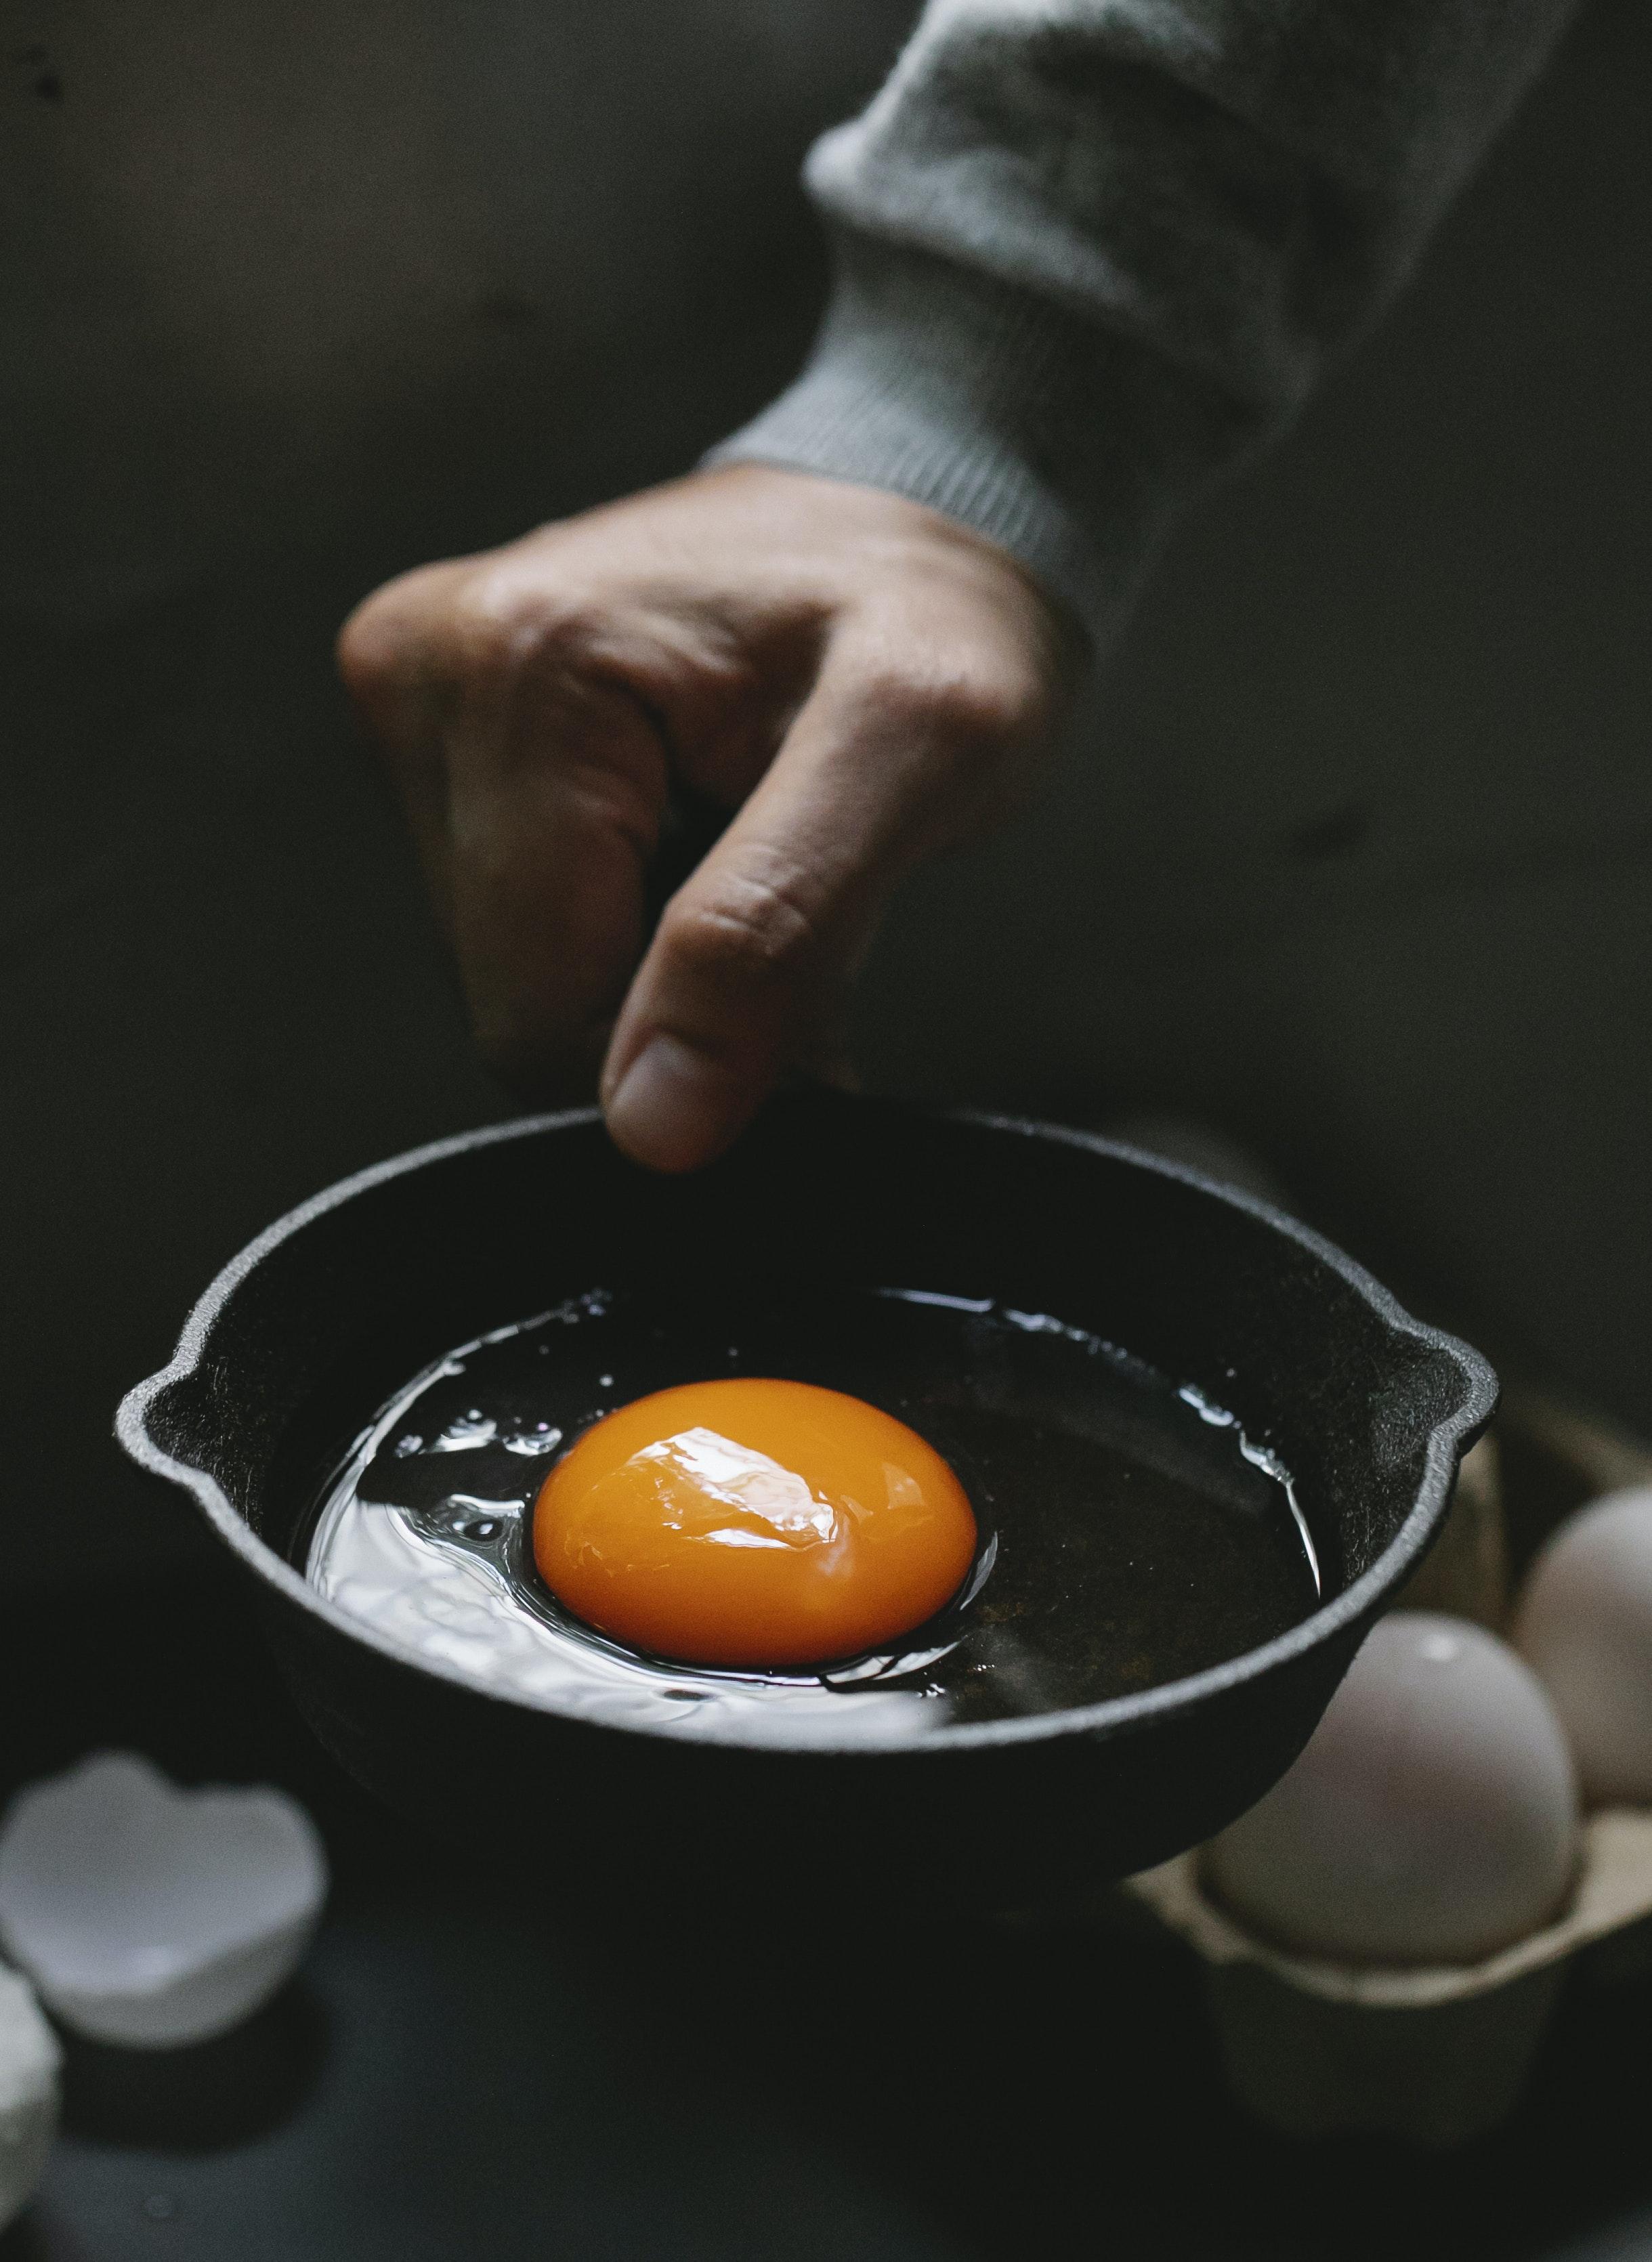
[{"x1": 3, "y1": 1567, "x2": 1649, "y2": 2262}]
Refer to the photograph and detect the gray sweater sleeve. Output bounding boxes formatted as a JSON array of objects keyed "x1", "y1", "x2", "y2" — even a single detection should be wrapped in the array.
[{"x1": 706, "y1": 0, "x2": 1578, "y2": 634}]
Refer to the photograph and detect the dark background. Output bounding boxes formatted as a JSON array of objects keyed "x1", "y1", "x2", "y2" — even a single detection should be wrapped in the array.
[{"x1": 3, "y1": 0, "x2": 1649, "y2": 1598}]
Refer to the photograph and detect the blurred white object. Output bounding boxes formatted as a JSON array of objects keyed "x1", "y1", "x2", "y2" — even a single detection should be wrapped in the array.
[
  {"x1": 0, "y1": 1963, "x2": 60, "y2": 2232},
  {"x1": 1515, "y1": 1486, "x2": 1652, "y2": 1806},
  {"x1": 1204, "y1": 1613, "x2": 1579, "y2": 1963},
  {"x1": 0, "y1": 1753, "x2": 327, "y2": 2049}
]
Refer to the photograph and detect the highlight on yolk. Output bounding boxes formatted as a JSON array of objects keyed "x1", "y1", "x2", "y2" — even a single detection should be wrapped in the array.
[{"x1": 532, "y1": 1378, "x2": 977, "y2": 1669}]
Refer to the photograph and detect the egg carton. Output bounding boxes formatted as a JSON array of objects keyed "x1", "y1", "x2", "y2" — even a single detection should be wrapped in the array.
[
  {"x1": 1128, "y1": 1808, "x2": 1652, "y2": 2146},
  {"x1": 1120, "y1": 1388, "x2": 1652, "y2": 2148}
]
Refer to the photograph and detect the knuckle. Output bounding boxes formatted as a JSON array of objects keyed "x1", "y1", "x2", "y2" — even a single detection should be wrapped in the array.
[
  {"x1": 927, "y1": 656, "x2": 1051, "y2": 745},
  {"x1": 855, "y1": 651, "x2": 1051, "y2": 749},
  {"x1": 335, "y1": 582, "x2": 419, "y2": 703},
  {"x1": 846, "y1": 663, "x2": 935, "y2": 731},
  {"x1": 432, "y1": 572, "x2": 603, "y2": 699},
  {"x1": 661, "y1": 861, "x2": 820, "y2": 991},
  {"x1": 439, "y1": 585, "x2": 543, "y2": 688}
]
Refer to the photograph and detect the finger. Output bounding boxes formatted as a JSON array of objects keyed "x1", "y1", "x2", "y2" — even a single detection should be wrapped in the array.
[
  {"x1": 344, "y1": 565, "x2": 674, "y2": 1095},
  {"x1": 339, "y1": 560, "x2": 478, "y2": 934},
  {"x1": 600, "y1": 636, "x2": 1035, "y2": 1170},
  {"x1": 441, "y1": 639, "x2": 671, "y2": 1095}
]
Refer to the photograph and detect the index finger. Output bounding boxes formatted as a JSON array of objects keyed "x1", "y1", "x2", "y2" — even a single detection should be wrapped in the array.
[{"x1": 343, "y1": 567, "x2": 673, "y2": 1094}]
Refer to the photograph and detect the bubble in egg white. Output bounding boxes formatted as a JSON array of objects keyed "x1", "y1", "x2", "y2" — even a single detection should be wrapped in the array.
[
  {"x1": 1515, "y1": 1486, "x2": 1652, "y2": 1806},
  {"x1": 1202, "y1": 1613, "x2": 1579, "y2": 1965}
]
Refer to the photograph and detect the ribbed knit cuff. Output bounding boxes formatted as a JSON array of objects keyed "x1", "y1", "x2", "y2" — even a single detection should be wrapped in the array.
[{"x1": 705, "y1": 228, "x2": 1247, "y2": 642}]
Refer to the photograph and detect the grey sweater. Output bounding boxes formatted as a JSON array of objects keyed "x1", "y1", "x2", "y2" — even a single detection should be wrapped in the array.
[{"x1": 711, "y1": 0, "x2": 1580, "y2": 637}]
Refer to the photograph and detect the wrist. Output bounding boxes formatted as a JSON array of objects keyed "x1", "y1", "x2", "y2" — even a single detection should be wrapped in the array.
[{"x1": 704, "y1": 226, "x2": 1233, "y2": 646}]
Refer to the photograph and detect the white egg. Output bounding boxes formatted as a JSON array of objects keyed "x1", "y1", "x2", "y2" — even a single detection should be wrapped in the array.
[
  {"x1": 0, "y1": 1965, "x2": 59, "y2": 2234},
  {"x1": 1515, "y1": 1486, "x2": 1652, "y2": 1806},
  {"x1": 1203, "y1": 1613, "x2": 1579, "y2": 1964}
]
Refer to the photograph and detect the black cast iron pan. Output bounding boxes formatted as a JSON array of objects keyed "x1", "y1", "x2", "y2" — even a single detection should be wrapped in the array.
[{"x1": 117, "y1": 1094, "x2": 1495, "y2": 1912}]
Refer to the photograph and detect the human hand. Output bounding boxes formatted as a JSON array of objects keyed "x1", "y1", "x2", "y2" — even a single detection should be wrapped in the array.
[{"x1": 337, "y1": 465, "x2": 1079, "y2": 1172}]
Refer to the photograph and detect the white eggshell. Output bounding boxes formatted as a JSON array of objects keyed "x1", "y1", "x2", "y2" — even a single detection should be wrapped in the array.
[
  {"x1": 0, "y1": 1753, "x2": 328, "y2": 2049},
  {"x1": 1204, "y1": 1613, "x2": 1579, "y2": 1964},
  {"x1": 1515, "y1": 1487, "x2": 1652, "y2": 1806},
  {"x1": 0, "y1": 1963, "x2": 60, "y2": 2232}
]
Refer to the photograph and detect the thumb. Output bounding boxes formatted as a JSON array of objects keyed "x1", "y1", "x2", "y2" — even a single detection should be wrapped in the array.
[{"x1": 599, "y1": 639, "x2": 1029, "y2": 1172}]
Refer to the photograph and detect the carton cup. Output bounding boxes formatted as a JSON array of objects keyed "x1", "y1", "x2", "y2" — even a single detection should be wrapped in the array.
[{"x1": 1126, "y1": 1810, "x2": 1652, "y2": 2146}]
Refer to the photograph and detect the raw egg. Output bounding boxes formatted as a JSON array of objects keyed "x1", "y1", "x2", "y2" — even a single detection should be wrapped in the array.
[
  {"x1": 1515, "y1": 1486, "x2": 1652, "y2": 1806},
  {"x1": 533, "y1": 1378, "x2": 977, "y2": 1668},
  {"x1": 1202, "y1": 1613, "x2": 1579, "y2": 1964}
]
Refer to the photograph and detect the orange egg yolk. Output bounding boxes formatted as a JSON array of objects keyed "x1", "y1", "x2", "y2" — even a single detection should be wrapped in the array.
[{"x1": 532, "y1": 1378, "x2": 977, "y2": 1669}]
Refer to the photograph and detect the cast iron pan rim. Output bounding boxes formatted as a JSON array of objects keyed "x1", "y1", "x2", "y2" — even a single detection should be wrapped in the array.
[{"x1": 116, "y1": 1105, "x2": 1497, "y2": 1758}]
